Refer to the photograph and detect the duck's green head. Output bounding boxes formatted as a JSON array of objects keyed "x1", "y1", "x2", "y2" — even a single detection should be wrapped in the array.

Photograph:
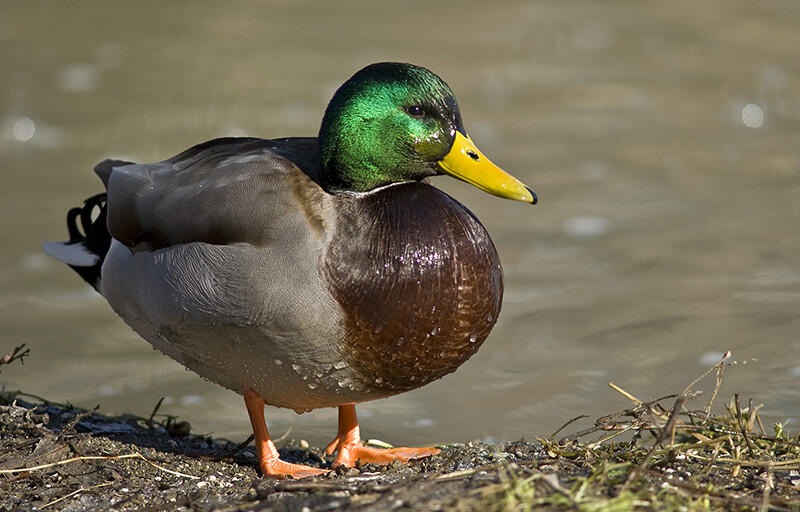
[{"x1": 319, "y1": 62, "x2": 536, "y2": 204}]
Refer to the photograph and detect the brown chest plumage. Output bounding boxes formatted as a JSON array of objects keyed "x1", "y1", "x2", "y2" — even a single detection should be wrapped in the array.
[{"x1": 324, "y1": 182, "x2": 503, "y2": 394}]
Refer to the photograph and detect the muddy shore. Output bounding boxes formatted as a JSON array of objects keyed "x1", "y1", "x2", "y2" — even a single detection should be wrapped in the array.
[
  {"x1": 2, "y1": 388, "x2": 799, "y2": 511},
  {"x1": 1, "y1": 395, "x2": 548, "y2": 511},
  {"x1": 2, "y1": 347, "x2": 799, "y2": 511}
]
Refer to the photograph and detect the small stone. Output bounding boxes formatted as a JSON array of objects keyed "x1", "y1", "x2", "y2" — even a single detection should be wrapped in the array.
[
  {"x1": 168, "y1": 420, "x2": 191, "y2": 437},
  {"x1": 344, "y1": 467, "x2": 360, "y2": 477}
]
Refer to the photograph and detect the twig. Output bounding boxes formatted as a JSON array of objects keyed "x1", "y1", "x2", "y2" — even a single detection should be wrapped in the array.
[
  {"x1": 683, "y1": 411, "x2": 800, "y2": 449},
  {"x1": 226, "y1": 426, "x2": 289, "y2": 458},
  {"x1": 700, "y1": 441, "x2": 723, "y2": 477},
  {"x1": 430, "y1": 460, "x2": 541, "y2": 483},
  {"x1": 0, "y1": 452, "x2": 200, "y2": 479},
  {"x1": 227, "y1": 434, "x2": 255, "y2": 456},
  {"x1": 683, "y1": 351, "x2": 731, "y2": 397},
  {"x1": 147, "y1": 397, "x2": 166, "y2": 427},
  {"x1": 585, "y1": 423, "x2": 639, "y2": 450},
  {"x1": 619, "y1": 395, "x2": 686, "y2": 493},
  {"x1": 432, "y1": 464, "x2": 498, "y2": 482},
  {"x1": 756, "y1": 412, "x2": 767, "y2": 437},
  {"x1": 608, "y1": 382, "x2": 643, "y2": 405},
  {"x1": 549, "y1": 415, "x2": 588, "y2": 441},
  {"x1": 746, "y1": 398, "x2": 762, "y2": 433},
  {"x1": 0, "y1": 438, "x2": 38, "y2": 458},
  {"x1": 615, "y1": 353, "x2": 733, "y2": 495},
  {"x1": 274, "y1": 426, "x2": 292, "y2": 444},
  {"x1": 734, "y1": 394, "x2": 757, "y2": 457},
  {"x1": 665, "y1": 396, "x2": 687, "y2": 449},
  {"x1": 650, "y1": 435, "x2": 732, "y2": 457},
  {"x1": 0, "y1": 344, "x2": 30, "y2": 371},
  {"x1": 682, "y1": 452, "x2": 800, "y2": 469},
  {"x1": 704, "y1": 351, "x2": 729, "y2": 416},
  {"x1": 41, "y1": 482, "x2": 112, "y2": 509}
]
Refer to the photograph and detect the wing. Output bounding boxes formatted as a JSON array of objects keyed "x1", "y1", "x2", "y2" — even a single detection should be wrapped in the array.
[{"x1": 97, "y1": 137, "x2": 331, "y2": 250}]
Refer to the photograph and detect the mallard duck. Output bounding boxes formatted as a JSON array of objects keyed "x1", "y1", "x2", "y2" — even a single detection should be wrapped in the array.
[{"x1": 43, "y1": 62, "x2": 536, "y2": 479}]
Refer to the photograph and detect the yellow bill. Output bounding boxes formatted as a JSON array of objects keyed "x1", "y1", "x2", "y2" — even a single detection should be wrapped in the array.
[{"x1": 438, "y1": 131, "x2": 537, "y2": 204}]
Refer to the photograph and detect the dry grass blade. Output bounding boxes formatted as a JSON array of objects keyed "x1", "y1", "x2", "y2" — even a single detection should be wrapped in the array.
[
  {"x1": 683, "y1": 351, "x2": 731, "y2": 397},
  {"x1": 608, "y1": 381, "x2": 643, "y2": 405},
  {"x1": 705, "y1": 354, "x2": 729, "y2": 416},
  {"x1": 0, "y1": 452, "x2": 201, "y2": 479},
  {"x1": 41, "y1": 482, "x2": 113, "y2": 509},
  {"x1": 513, "y1": 350, "x2": 800, "y2": 511},
  {"x1": 547, "y1": 414, "x2": 588, "y2": 441},
  {"x1": 619, "y1": 395, "x2": 686, "y2": 493}
]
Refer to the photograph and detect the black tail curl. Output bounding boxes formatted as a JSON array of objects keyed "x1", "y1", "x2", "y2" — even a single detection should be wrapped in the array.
[{"x1": 64, "y1": 193, "x2": 111, "y2": 290}]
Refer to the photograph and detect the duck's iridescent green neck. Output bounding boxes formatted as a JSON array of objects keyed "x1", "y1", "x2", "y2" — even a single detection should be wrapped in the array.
[{"x1": 318, "y1": 63, "x2": 463, "y2": 193}]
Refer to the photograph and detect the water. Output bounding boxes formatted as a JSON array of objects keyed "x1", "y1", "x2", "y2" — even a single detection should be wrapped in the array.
[{"x1": 2, "y1": 1, "x2": 799, "y2": 446}]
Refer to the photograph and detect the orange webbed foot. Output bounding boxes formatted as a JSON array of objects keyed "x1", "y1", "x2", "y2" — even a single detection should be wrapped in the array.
[
  {"x1": 244, "y1": 388, "x2": 328, "y2": 479},
  {"x1": 258, "y1": 457, "x2": 329, "y2": 479},
  {"x1": 326, "y1": 404, "x2": 440, "y2": 468},
  {"x1": 332, "y1": 443, "x2": 440, "y2": 468}
]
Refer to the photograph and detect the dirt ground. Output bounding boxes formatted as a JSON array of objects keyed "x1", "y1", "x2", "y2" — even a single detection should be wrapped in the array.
[
  {"x1": 2, "y1": 346, "x2": 800, "y2": 511},
  {"x1": 0, "y1": 395, "x2": 551, "y2": 511},
  {"x1": 3, "y1": 392, "x2": 800, "y2": 512}
]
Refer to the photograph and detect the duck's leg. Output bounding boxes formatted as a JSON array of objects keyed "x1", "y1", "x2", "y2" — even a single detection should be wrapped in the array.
[
  {"x1": 325, "y1": 404, "x2": 440, "y2": 467},
  {"x1": 243, "y1": 389, "x2": 328, "y2": 479}
]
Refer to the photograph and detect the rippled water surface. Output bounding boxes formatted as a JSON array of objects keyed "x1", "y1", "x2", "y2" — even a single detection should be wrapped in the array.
[{"x1": 2, "y1": 1, "x2": 799, "y2": 445}]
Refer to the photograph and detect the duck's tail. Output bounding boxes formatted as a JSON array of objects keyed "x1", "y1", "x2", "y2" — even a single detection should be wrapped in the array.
[
  {"x1": 42, "y1": 192, "x2": 112, "y2": 291},
  {"x1": 43, "y1": 159, "x2": 134, "y2": 290}
]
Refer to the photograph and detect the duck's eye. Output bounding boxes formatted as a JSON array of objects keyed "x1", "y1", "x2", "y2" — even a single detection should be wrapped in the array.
[{"x1": 405, "y1": 105, "x2": 425, "y2": 117}]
